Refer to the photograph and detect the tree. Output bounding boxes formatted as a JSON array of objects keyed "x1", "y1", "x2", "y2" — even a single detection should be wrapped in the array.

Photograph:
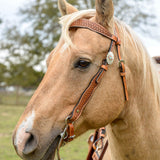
[
  {"x1": 113, "y1": 0, "x2": 156, "y2": 34},
  {"x1": 0, "y1": 0, "x2": 156, "y2": 92},
  {"x1": 6, "y1": 63, "x2": 43, "y2": 88},
  {"x1": 2, "y1": 0, "x2": 155, "y2": 66},
  {"x1": 5, "y1": 62, "x2": 44, "y2": 104},
  {"x1": 0, "y1": 63, "x2": 6, "y2": 84}
]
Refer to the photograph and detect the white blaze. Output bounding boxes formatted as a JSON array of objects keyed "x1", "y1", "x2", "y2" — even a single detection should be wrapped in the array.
[
  {"x1": 15, "y1": 111, "x2": 35, "y2": 146},
  {"x1": 60, "y1": 43, "x2": 69, "y2": 53}
]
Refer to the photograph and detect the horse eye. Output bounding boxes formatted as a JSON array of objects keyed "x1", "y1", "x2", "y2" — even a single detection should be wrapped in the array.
[{"x1": 75, "y1": 59, "x2": 91, "y2": 69}]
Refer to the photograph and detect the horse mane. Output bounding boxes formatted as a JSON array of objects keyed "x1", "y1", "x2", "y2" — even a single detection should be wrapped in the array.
[
  {"x1": 59, "y1": 9, "x2": 160, "y2": 105},
  {"x1": 59, "y1": 9, "x2": 96, "y2": 46}
]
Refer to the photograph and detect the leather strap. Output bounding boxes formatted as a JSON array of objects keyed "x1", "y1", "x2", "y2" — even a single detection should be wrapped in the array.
[
  {"x1": 115, "y1": 24, "x2": 129, "y2": 101},
  {"x1": 68, "y1": 66, "x2": 108, "y2": 123},
  {"x1": 70, "y1": 19, "x2": 119, "y2": 44},
  {"x1": 87, "y1": 128, "x2": 108, "y2": 160},
  {"x1": 87, "y1": 130, "x2": 99, "y2": 160},
  {"x1": 63, "y1": 123, "x2": 75, "y2": 142},
  {"x1": 99, "y1": 140, "x2": 109, "y2": 160}
]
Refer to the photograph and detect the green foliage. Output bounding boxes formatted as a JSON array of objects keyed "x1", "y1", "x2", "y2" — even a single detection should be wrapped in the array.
[
  {"x1": 0, "y1": 0, "x2": 154, "y2": 89},
  {"x1": 0, "y1": 105, "x2": 24, "y2": 160},
  {"x1": 0, "y1": 0, "x2": 94, "y2": 88},
  {"x1": 16, "y1": 0, "x2": 95, "y2": 62},
  {"x1": 1, "y1": 24, "x2": 44, "y2": 88},
  {"x1": 5, "y1": 63, "x2": 43, "y2": 88},
  {"x1": 0, "y1": 63, "x2": 7, "y2": 84}
]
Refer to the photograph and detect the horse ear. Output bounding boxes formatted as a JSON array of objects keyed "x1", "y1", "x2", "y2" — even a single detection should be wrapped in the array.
[
  {"x1": 58, "y1": 0, "x2": 78, "y2": 16},
  {"x1": 95, "y1": 0, "x2": 114, "y2": 27}
]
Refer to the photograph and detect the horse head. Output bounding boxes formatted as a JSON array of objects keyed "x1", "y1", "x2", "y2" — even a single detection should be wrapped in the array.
[{"x1": 13, "y1": 0, "x2": 130, "y2": 159}]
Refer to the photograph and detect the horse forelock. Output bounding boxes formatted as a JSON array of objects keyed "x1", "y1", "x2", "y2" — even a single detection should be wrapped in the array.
[{"x1": 59, "y1": 9, "x2": 96, "y2": 46}]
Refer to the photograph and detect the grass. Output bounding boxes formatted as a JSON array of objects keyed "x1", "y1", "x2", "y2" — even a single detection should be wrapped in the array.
[
  {"x1": 0, "y1": 105, "x2": 92, "y2": 160},
  {"x1": 0, "y1": 105, "x2": 24, "y2": 160},
  {"x1": 0, "y1": 92, "x2": 31, "y2": 106}
]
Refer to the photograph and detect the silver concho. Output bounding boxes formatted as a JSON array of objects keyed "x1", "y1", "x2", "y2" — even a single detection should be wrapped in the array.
[{"x1": 106, "y1": 51, "x2": 114, "y2": 65}]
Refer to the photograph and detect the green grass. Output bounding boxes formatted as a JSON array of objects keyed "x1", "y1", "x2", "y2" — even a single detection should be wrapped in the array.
[
  {"x1": 60, "y1": 132, "x2": 91, "y2": 160},
  {"x1": 0, "y1": 105, "x2": 92, "y2": 160},
  {"x1": 0, "y1": 105, "x2": 24, "y2": 160},
  {"x1": 0, "y1": 93, "x2": 31, "y2": 106}
]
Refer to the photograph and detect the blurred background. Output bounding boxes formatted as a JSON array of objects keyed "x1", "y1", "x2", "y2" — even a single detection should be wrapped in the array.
[{"x1": 0, "y1": 0, "x2": 160, "y2": 159}]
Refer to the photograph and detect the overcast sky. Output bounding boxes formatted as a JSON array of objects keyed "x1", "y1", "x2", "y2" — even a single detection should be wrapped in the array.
[
  {"x1": 0, "y1": 0, "x2": 160, "y2": 57},
  {"x1": 0, "y1": 0, "x2": 24, "y2": 18}
]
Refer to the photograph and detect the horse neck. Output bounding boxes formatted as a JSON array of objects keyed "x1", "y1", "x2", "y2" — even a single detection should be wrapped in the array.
[
  {"x1": 105, "y1": 35, "x2": 160, "y2": 160},
  {"x1": 106, "y1": 93, "x2": 160, "y2": 160}
]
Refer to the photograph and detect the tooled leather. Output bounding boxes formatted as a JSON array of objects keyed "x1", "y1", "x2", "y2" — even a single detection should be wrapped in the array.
[
  {"x1": 87, "y1": 128, "x2": 107, "y2": 160},
  {"x1": 69, "y1": 68, "x2": 107, "y2": 123},
  {"x1": 70, "y1": 19, "x2": 118, "y2": 43}
]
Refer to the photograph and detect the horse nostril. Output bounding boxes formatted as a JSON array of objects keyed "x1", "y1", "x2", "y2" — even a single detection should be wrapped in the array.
[{"x1": 22, "y1": 132, "x2": 38, "y2": 155}]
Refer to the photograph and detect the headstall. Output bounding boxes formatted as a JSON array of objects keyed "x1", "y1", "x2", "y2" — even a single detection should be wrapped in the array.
[{"x1": 57, "y1": 18, "x2": 128, "y2": 160}]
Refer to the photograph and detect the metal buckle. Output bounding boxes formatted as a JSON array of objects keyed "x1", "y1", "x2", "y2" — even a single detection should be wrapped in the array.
[
  {"x1": 57, "y1": 116, "x2": 71, "y2": 160},
  {"x1": 119, "y1": 60, "x2": 125, "y2": 67},
  {"x1": 65, "y1": 116, "x2": 71, "y2": 125},
  {"x1": 57, "y1": 116, "x2": 75, "y2": 160},
  {"x1": 57, "y1": 125, "x2": 68, "y2": 160},
  {"x1": 64, "y1": 116, "x2": 75, "y2": 140},
  {"x1": 93, "y1": 137, "x2": 103, "y2": 151}
]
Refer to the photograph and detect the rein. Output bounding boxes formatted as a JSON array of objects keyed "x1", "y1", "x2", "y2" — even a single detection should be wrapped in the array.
[{"x1": 57, "y1": 18, "x2": 128, "y2": 160}]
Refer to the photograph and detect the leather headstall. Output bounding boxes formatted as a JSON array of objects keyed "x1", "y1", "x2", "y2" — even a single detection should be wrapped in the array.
[{"x1": 57, "y1": 18, "x2": 128, "y2": 160}]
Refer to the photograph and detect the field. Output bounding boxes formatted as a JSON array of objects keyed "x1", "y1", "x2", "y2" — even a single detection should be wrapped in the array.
[
  {"x1": 0, "y1": 105, "x2": 91, "y2": 160},
  {"x1": 0, "y1": 92, "x2": 31, "y2": 106}
]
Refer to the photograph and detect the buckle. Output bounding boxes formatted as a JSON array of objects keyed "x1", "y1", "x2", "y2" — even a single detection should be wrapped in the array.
[
  {"x1": 119, "y1": 60, "x2": 125, "y2": 68},
  {"x1": 115, "y1": 38, "x2": 121, "y2": 45},
  {"x1": 65, "y1": 116, "x2": 71, "y2": 125}
]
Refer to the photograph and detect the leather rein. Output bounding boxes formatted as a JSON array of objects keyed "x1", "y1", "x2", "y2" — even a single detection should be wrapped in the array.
[{"x1": 57, "y1": 18, "x2": 128, "y2": 160}]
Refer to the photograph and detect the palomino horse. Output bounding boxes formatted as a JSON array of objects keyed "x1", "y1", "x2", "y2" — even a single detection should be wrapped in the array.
[{"x1": 13, "y1": 0, "x2": 160, "y2": 160}]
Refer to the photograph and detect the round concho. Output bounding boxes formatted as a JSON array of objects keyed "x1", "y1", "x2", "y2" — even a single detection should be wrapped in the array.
[{"x1": 106, "y1": 51, "x2": 114, "y2": 65}]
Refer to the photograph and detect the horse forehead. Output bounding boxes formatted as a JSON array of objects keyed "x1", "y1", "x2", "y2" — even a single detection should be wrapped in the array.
[
  {"x1": 48, "y1": 43, "x2": 70, "y2": 66},
  {"x1": 60, "y1": 43, "x2": 69, "y2": 53},
  {"x1": 72, "y1": 28, "x2": 109, "y2": 52}
]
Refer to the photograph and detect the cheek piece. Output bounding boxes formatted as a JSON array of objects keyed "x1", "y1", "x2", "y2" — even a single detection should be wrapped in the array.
[{"x1": 57, "y1": 18, "x2": 128, "y2": 160}]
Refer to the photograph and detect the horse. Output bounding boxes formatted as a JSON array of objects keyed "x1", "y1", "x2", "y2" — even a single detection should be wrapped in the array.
[{"x1": 12, "y1": 0, "x2": 160, "y2": 160}]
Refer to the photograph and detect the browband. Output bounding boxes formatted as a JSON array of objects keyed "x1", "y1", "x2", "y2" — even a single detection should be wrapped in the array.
[{"x1": 70, "y1": 18, "x2": 121, "y2": 45}]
